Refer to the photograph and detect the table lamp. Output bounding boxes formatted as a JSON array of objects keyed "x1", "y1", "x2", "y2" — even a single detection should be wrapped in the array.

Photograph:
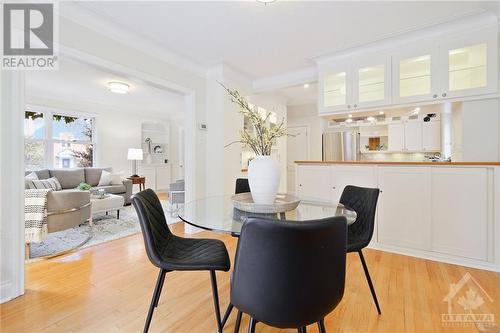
[{"x1": 127, "y1": 148, "x2": 143, "y2": 177}]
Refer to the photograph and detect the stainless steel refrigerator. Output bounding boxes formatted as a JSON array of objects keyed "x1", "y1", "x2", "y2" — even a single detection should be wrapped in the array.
[{"x1": 322, "y1": 131, "x2": 360, "y2": 161}]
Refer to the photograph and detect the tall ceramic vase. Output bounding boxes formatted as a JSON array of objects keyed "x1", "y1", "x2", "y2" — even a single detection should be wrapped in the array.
[{"x1": 248, "y1": 155, "x2": 281, "y2": 204}]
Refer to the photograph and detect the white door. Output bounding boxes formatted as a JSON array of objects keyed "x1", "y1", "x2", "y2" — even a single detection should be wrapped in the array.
[
  {"x1": 378, "y1": 166, "x2": 432, "y2": 250},
  {"x1": 155, "y1": 166, "x2": 171, "y2": 191},
  {"x1": 352, "y1": 55, "x2": 391, "y2": 109},
  {"x1": 422, "y1": 120, "x2": 441, "y2": 152},
  {"x1": 431, "y1": 167, "x2": 488, "y2": 260},
  {"x1": 388, "y1": 123, "x2": 405, "y2": 151},
  {"x1": 138, "y1": 166, "x2": 155, "y2": 191},
  {"x1": 392, "y1": 43, "x2": 440, "y2": 104},
  {"x1": 439, "y1": 29, "x2": 498, "y2": 99},
  {"x1": 404, "y1": 121, "x2": 423, "y2": 151},
  {"x1": 296, "y1": 165, "x2": 332, "y2": 202},
  {"x1": 287, "y1": 126, "x2": 308, "y2": 194}
]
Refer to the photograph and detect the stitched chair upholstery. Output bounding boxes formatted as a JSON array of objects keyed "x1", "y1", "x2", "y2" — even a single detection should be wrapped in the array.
[{"x1": 235, "y1": 178, "x2": 250, "y2": 194}]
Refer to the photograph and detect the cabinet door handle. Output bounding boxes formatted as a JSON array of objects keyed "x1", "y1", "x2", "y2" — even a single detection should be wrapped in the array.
[
  {"x1": 433, "y1": 94, "x2": 438, "y2": 98},
  {"x1": 353, "y1": 104, "x2": 357, "y2": 108},
  {"x1": 442, "y1": 92, "x2": 447, "y2": 97},
  {"x1": 347, "y1": 105, "x2": 351, "y2": 109},
  {"x1": 299, "y1": 184, "x2": 302, "y2": 187},
  {"x1": 332, "y1": 186, "x2": 336, "y2": 189}
]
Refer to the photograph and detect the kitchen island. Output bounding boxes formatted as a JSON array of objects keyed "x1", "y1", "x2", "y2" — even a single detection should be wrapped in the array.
[{"x1": 294, "y1": 160, "x2": 500, "y2": 272}]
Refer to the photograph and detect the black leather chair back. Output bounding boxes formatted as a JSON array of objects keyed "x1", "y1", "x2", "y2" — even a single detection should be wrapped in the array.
[
  {"x1": 230, "y1": 217, "x2": 347, "y2": 329},
  {"x1": 235, "y1": 178, "x2": 250, "y2": 194},
  {"x1": 132, "y1": 189, "x2": 173, "y2": 268},
  {"x1": 339, "y1": 185, "x2": 380, "y2": 251}
]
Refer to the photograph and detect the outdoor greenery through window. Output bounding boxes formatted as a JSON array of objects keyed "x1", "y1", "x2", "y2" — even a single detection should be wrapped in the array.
[{"x1": 24, "y1": 110, "x2": 95, "y2": 171}]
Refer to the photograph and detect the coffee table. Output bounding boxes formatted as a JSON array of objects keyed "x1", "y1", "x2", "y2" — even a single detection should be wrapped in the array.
[{"x1": 90, "y1": 193, "x2": 125, "y2": 220}]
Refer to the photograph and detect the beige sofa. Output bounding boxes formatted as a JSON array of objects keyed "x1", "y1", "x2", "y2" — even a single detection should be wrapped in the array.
[{"x1": 25, "y1": 168, "x2": 133, "y2": 233}]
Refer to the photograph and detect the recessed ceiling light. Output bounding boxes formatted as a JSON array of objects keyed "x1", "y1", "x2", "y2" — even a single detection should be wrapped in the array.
[
  {"x1": 346, "y1": 118, "x2": 353, "y2": 123},
  {"x1": 108, "y1": 81, "x2": 130, "y2": 94},
  {"x1": 411, "y1": 107, "x2": 421, "y2": 115},
  {"x1": 379, "y1": 111, "x2": 384, "y2": 115},
  {"x1": 348, "y1": 114, "x2": 353, "y2": 118},
  {"x1": 303, "y1": 83, "x2": 310, "y2": 89},
  {"x1": 367, "y1": 116, "x2": 376, "y2": 122}
]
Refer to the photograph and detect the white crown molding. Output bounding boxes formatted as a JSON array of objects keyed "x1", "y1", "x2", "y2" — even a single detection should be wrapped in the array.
[
  {"x1": 59, "y1": 2, "x2": 207, "y2": 78},
  {"x1": 315, "y1": 11, "x2": 498, "y2": 65},
  {"x1": 252, "y1": 66, "x2": 317, "y2": 93}
]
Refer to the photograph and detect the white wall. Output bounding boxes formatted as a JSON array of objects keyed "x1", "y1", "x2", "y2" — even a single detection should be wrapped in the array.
[
  {"x1": 458, "y1": 98, "x2": 500, "y2": 161},
  {"x1": 287, "y1": 104, "x2": 323, "y2": 160}
]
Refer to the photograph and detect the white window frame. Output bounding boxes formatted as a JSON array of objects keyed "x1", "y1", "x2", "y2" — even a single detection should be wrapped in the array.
[{"x1": 25, "y1": 105, "x2": 97, "y2": 169}]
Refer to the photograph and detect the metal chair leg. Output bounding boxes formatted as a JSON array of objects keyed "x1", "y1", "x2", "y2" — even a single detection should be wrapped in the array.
[
  {"x1": 234, "y1": 310, "x2": 242, "y2": 333},
  {"x1": 358, "y1": 250, "x2": 381, "y2": 315},
  {"x1": 297, "y1": 327, "x2": 307, "y2": 333},
  {"x1": 144, "y1": 269, "x2": 166, "y2": 333},
  {"x1": 317, "y1": 319, "x2": 326, "y2": 333},
  {"x1": 221, "y1": 302, "x2": 234, "y2": 328},
  {"x1": 154, "y1": 270, "x2": 166, "y2": 307},
  {"x1": 248, "y1": 317, "x2": 257, "y2": 333},
  {"x1": 210, "y1": 271, "x2": 223, "y2": 332}
]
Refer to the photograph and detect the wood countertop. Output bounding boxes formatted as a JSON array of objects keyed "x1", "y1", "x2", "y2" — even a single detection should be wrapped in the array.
[{"x1": 295, "y1": 160, "x2": 500, "y2": 166}]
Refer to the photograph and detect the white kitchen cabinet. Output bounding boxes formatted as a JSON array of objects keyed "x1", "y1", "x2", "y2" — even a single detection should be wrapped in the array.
[
  {"x1": 404, "y1": 121, "x2": 423, "y2": 151},
  {"x1": 422, "y1": 120, "x2": 441, "y2": 152},
  {"x1": 352, "y1": 56, "x2": 392, "y2": 109},
  {"x1": 392, "y1": 44, "x2": 440, "y2": 104},
  {"x1": 330, "y1": 165, "x2": 377, "y2": 203},
  {"x1": 387, "y1": 123, "x2": 405, "y2": 151},
  {"x1": 439, "y1": 29, "x2": 498, "y2": 99},
  {"x1": 319, "y1": 63, "x2": 352, "y2": 114},
  {"x1": 431, "y1": 168, "x2": 488, "y2": 260},
  {"x1": 296, "y1": 165, "x2": 332, "y2": 201},
  {"x1": 378, "y1": 166, "x2": 432, "y2": 250}
]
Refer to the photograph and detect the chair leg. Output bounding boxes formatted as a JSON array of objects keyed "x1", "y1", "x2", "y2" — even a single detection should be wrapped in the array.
[
  {"x1": 221, "y1": 303, "x2": 234, "y2": 328},
  {"x1": 297, "y1": 327, "x2": 307, "y2": 333},
  {"x1": 210, "y1": 271, "x2": 223, "y2": 333},
  {"x1": 144, "y1": 269, "x2": 166, "y2": 333},
  {"x1": 154, "y1": 270, "x2": 166, "y2": 308},
  {"x1": 248, "y1": 317, "x2": 257, "y2": 333},
  {"x1": 317, "y1": 319, "x2": 326, "y2": 333},
  {"x1": 234, "y1": 310, "x2": 242, "y2": 333},
  {"x1": 358, "y1": 250, "x2": 381, "y2": 315}
]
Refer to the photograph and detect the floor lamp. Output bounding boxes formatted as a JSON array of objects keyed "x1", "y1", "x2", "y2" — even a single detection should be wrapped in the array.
[{"x1": 127, "y1": 148, "x2": 143, "y2": 177}]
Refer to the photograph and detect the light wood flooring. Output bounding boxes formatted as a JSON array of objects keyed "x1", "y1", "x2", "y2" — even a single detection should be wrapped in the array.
[{"x1": 1, "y1": 223, "x2": 499, "y2": 333}]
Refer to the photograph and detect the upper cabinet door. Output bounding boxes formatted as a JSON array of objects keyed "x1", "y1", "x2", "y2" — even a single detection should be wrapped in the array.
[
  {"x1": 439, "y1": 29, "x2": 498, "y2": 98},
  {"x1": 319, "y1": 63, "x2": 353, "y2": 114},
  {"x1": 392, "y1": 44, "x2": 440, "y2": 104},
  {"x1": 353, "y1": 56, "x2": 392, "y2": 109}
]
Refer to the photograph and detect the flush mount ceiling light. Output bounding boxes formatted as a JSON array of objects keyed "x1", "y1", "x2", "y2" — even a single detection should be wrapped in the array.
[
  {"x1": 379, "y1": 111, "x2": 385, "y2": 115},
  {"x1": 303, "y1": 83, "x2": 310, "y2": 89},
  {"x1": 108, "y1": 81, "x2": 130, "y2": 94},
  {"x1": 257, "y1": 0, "x2": 276, "y2": 4}
]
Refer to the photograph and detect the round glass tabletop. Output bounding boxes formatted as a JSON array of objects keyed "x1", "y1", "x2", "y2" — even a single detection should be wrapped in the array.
[{"x1": 178, "y1": 195, "x2": 357, "y2": 236}]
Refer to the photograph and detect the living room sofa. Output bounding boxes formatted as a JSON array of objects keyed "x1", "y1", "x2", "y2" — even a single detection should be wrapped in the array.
[{"x1": 25, "y1": 167, "x2": 133, "y2": 233}]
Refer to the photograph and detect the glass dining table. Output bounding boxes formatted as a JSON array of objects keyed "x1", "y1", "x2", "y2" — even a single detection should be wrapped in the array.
[{"x1": 178, "y1": 195, "x2": 357, "y2": 236}]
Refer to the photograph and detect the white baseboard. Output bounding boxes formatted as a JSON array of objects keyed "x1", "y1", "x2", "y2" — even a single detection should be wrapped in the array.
[
  {"x1": 1, "y1": 281, "x2": 16, "y2": 304},
  {"x1": 368, "y1": 242, "x2": 500, "y2": 272}
]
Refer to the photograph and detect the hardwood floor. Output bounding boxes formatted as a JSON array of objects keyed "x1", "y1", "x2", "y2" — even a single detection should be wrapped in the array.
[{"x1": 1, "y1": 222, "x2": 499, "y2": 333}]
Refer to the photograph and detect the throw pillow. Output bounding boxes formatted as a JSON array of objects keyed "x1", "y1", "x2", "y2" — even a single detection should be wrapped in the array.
[
  {"x1": 25, "y1": 172, "x2": 39, "y2": 181},
  {"x1": 110, "y1": 172, "x2": 124, "y2": 185},
  {"x1": 27, "y1": 177, "x2": 62, "y2": 191},
  {"x1": 98, "y1": 170, "x2": 112, "y2": 186}
]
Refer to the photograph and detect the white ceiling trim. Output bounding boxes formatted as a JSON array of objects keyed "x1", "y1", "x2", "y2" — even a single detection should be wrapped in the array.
[
  {"x1": 252, "y1": 66, "x2": 317, "y2": 93},
  {"x1": 60, "y1": 3, "x2": 207, "y2": 78}
]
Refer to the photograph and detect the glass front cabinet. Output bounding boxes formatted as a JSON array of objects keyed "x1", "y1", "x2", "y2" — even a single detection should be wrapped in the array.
[
  {"x1": 319, "y1": 63, "x2": 352, "y2": 114},
  {"x1": 353, "y1": 56, "x2": 392, "y2": 109}
]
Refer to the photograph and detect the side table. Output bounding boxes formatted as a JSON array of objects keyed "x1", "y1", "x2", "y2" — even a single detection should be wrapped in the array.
[{"x1": 128, "y1": 176, "x2": 146, "y2": 191}]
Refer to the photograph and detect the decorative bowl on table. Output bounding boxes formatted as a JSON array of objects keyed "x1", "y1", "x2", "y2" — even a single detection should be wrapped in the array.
[
  {"x1": 231, "y1": 192, "x2": 301, "y2": 214},
  {"x1": 90, "y1": 188, "x2": 109, "y2": 199}
]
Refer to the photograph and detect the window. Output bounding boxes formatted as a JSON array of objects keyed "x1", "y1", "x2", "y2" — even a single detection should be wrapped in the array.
[{"x1": 24, "y1": 109, "x2": 96, "y2": 170}]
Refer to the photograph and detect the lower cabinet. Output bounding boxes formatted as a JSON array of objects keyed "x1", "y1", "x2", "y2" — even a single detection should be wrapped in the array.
[
  {"x1": 378, "y1": 166, "x2": 432, "y2": 250},
  {"x1": 431, "y1": 167, "x2": 488, "y2": 260},
  {"x1": 296, "y1": 165, "x2": 332, "y2": 201},
  {"x1": 331, "y1": 165, "x2": 377, "y2": 203}
]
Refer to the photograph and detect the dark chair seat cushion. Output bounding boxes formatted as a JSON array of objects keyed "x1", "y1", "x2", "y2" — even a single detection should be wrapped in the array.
[{"x1": 158, "y1": 236, "x2": 230, "y2": 272}]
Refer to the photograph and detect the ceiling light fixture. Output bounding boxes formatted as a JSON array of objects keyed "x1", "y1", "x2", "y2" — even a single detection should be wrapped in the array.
[
  {"x1": 303, "y1": 83, "x2": 310, "y2": 89},
  {"x1": 257, "y1": 0, "x2": 276, "y2": 4},
  {"x1": 108, "y1": 81, "x2": 130, "y2": 94},
  {"x1": 367, "y1": 116, "x2": 376, "y2": 122},
  {"x1": 345, "y1": 118, "x2": 353, "y2": 123},
  {"x1": 348, "y1": 114, "x2": 353, "y2": 118},
  {"x1": 379, "y1": 111, "x2": 384, "y2": 115}
]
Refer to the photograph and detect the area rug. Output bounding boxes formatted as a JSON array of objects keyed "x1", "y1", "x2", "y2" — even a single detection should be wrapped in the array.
[{"x1": 28, "y1": 200, "x2": 181, "y2": 259}]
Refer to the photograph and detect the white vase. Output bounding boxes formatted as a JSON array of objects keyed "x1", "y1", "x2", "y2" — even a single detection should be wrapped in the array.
[{"x1": 248, "y1": 155, "x2": 281, "y2": 204}]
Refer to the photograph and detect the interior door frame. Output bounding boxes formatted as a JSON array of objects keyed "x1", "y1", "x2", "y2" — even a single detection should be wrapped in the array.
[{"x1": 287, "y1": 125, "x2": 310, "y2": 165}]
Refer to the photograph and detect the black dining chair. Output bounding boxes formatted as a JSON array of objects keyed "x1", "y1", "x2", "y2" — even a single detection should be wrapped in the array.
[
  {"x1": 132, "y1": 189, "x2": 231, "y2": 333},
  {"x1": 235, "y1": 178, "x2": 251, "y2": 194},
  {"x1": 339, "y1": 185, "x2": 381, "y2": 315},
  {"x1": 231, "y1": 216, "x2": 347, "y2": 333}
]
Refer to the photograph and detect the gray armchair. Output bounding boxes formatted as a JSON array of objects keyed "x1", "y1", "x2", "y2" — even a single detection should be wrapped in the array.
[{"x1": 168, "y1": 179, "x2": 185, "y2": 216}]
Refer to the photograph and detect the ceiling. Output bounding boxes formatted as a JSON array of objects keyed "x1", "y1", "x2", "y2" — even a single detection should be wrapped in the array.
[
  {"x1": 25, "y1": 59, "x2": 185, "y2": 119},
  {"x1": 279, "y1": 82, "x2": 318, "y2": 106},
  {"x1": 70, "y1": 1, "x2": 498, "y2": 79}
]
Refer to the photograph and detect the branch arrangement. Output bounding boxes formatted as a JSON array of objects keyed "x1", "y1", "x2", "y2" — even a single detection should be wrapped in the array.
[{"x1": 220, "y1": 83, "x2": 288, "y2": 156}]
